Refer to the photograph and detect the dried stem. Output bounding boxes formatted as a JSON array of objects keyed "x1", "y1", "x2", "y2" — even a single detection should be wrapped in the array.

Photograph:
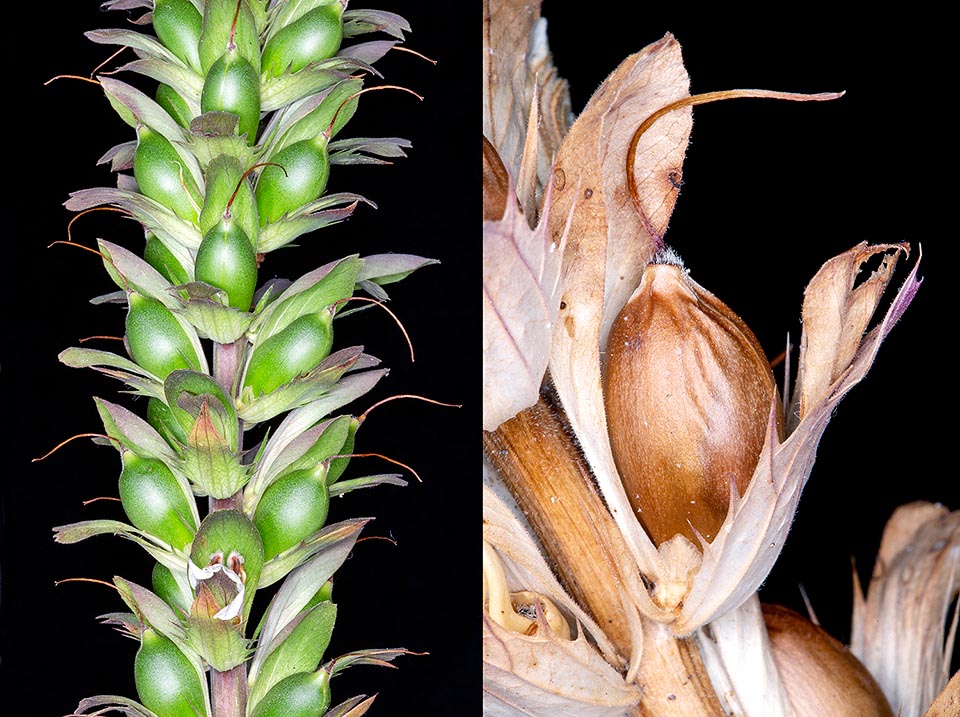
[{"x1": 483, "y1": 386, "x2": 635, "y2": 658}]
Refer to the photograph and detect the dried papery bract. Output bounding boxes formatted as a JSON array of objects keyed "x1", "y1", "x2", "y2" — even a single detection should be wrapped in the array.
[
  {"x1": 604, "y1": 253, "x2": 784, "y2": 546},
  {"x1": 851, "y1": 502, "x2": 960, "y2": 716}
]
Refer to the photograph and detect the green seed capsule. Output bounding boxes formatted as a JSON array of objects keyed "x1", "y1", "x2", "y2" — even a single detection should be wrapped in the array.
[
  {"x1": 133, "y1": 125, "x2": 202, "y2": 224},
  {"x1": 147, "y1": 397, "x2": 189, "y2": 448},
  {"x1": 119, "y1": 452, "x2": 197, "y2": 550},
  {"x1": 195, "y1": 217, "x2": 259, "y2": 310},
  {"x1": 152, "y1": 562, "x2": 192, "y2": 615},
  {"x1": 153, "y1": 0, "x2": 203, "y2": 72},
  {"x1": 250, "y1": 669, "x2": 331, "y2": 717},
  {"x1": 155, "y1": 83, "x2": 195, "y2": 128},
  {"x1": 125, "y1": 292, "x2": 203, "y2": 379},
  {"x1": 144, "y1": 232, "x2": 191, "y2": 286},
  {"x1": 200, "y1": 48, "x2": 261, "y2": 145},
  {"x1": 243, "y1": 311, "x2": 334, "y2": 396},
  {"x1": 198, "y1": 0, "x2": 261, "y2": 75},
  {"x1": 261, "y1": 2, "x2": 344, "y2": 78},
  {"x1": 255, "y1": 138, "x2": 329, "y2": 225},
  {"x1": 135, "y1": 627, "x2": 207, "y2": 717},
  {"x1": 254, "y1": 464, "x2": 329, "y2": 560}
]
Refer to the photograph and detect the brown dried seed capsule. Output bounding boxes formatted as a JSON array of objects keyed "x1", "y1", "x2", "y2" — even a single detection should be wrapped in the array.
[{"x1": 603, "y1": 254, "x2": 783, "y2": 547}]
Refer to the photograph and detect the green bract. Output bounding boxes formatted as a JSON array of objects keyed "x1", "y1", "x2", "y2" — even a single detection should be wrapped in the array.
[
  {"x1": 134, "y1": 627, "x2": 208, "y2": 717},
  {"x1": 133, "y1": 125, "x2": 202, "y2": 224},
  {"x1": 152, "y1": 562, "x2": 192, "y2": 615},
  {"x1": 250, "y1": 669, "x2": 331, "y2": 717},
  {"x1": 255, "y1": 137, "x2": 330, "y2": 224},
  {"x1": 243, "y1": 311, "x2": 334, "y2": 396},
  {"x1": 194, "y1": 216, "x2": 259, "y2": 310},
  {"x1": 261, "y1": 2, "x2": 344, "y2": 78},
  {"x1": 125, "y1": 293, "x2": 202, "y2": 378},
  {"x1": 152, "y1": 0, "x2": 203, "y2": 72},
  {"x1": 254, "y1": 464, "x2": 330, "y2": 560},
  {"x1": 197, "y1": 0, "x2": 261, "y2": 75},
  {"x1": 119, "y1": 451, "x2": 197, "y2": 550},
  {"x1": 201, "y1": 48, "x2": 261, "y2": 146}
]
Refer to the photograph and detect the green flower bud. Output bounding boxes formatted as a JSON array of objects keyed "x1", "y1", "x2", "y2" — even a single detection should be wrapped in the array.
[
  {"x1": 194, "y1": 216, "x2": 259, "y2": 310},
  {"x1": 254, "y1": 464, "x2": 330, "y2": 560},
  {"x1": 152, "y1": 0, "x2": 203, "y2": 72},
  {"x1": 243, "y1": 311, "x2": 334, "y2": 396},
  {"x1": 155, "y1": 83, "x2": 195, "y2": 129},
  {"x1": 144, "y1": 232, "x2": 191, "y2": 286},
  {"x1": 135, "y1": 627, "x2": 208, "y2": 717},
  {"x1": 119, "y1": 451, "x2": 197, "y2": 550},
  {"x1": 200, "y1": 48, "x2": 261, "y2": 145},
  {"x1": 261, "y1": 2, "x2": 344, "y2": 78},
  {"x1": 198, "y1": 0, "x2": 261, "y2": 75},
  {"x1": 250, "y1": 669, "x2": 331, "y2": 717},
  {"x1": 125, "y1": 293, "x2": 203, "y2": 379},
  {"x1": 133, "y1": 125, "x2": 202, "y2": 224},
  {"x1": 255, "y1": 138, "x2": 329, "y2": 225}
]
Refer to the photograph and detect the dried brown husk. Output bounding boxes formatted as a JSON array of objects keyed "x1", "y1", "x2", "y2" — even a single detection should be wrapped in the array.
[
  {"x1": 764, "y1": 603, "x2": 893, "y2": 717},
  {"x1": 851, "y1": 501, "x2": 960, "y2": 716},
  {"x1": 604, "y1": 259, "x2": 783, "y2": 547}
]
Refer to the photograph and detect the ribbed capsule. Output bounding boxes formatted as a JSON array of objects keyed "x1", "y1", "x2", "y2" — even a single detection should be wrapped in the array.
[
  {"x1": 603, "y1": 256, "x2": 783, "y2": 546},
  {"x1": 134, "y1": 627, "x2": 208, "y2": 717},
  {"x1": 261, "y1": 2, "x2": 344, "y2": 78}
]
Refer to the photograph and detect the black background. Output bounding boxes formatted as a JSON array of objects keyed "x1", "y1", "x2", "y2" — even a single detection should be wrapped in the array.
[
  {"x1": 3, "y1": 2, "x2": 475, "y2": 715},
  {"x1": 2, "y1": 3, "x2": 956, "y2": 717},
  {"x1": 541, "y1": 1, "x2": 956, "y2": 666}
]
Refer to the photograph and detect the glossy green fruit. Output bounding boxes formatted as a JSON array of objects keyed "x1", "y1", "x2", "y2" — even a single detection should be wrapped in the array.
[
  {"x1": 119, "y1": 452, "x2": 197, "y2": 550},
  {"x1": 255, "y1": 138, "x2": 329, "y2": 224},
  {"x1": 243, "y1": 311, "x2": 334, "y2": 396},
  {"x1": 125, "y1": 293, "x2": 202, "y2": 378},
  {"x1": 194, "y1": 217, "x2": 258, "y2": 310},
  {"x1": 133, "y1": 125, "x2": 201, "y2": 224},
  {"x1": 198, "y1": 0, "x2": 261, "y2": 74},
  {"x1": 135, "y1": 627, "x2": 207, "y2": 717},
  {"x1": 253, "y1": 464, "x2": 329, "y2": 560},
  {"x1": 147, "y1": 397, "x2": 189, "y2": 448},
  {"x1": 200, "y1": 48, "x2": 261, "y2": 145},
  {"x1": 155, "y1": 83, "x2": 194, "y2": 128},
  {"x1": 261, "y1": 2, "x2": 343, "y2": 78},
  {"x1": 144, "y1": 232, "x2": 191, "y2": 286},
  {"x1": 152, "y1": 562, "x2": 192, "y2": 615},
  {"x1": 153, "y1": 0, "x2": 203, "y2": 72},
  {"x1": 250, "y1": 669, "x2": 331, "y2": 717}
]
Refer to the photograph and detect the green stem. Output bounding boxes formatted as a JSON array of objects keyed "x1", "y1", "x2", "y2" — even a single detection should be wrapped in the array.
[{"x1": 209, "y1": 337, "x2": 248, "y2": 716}]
